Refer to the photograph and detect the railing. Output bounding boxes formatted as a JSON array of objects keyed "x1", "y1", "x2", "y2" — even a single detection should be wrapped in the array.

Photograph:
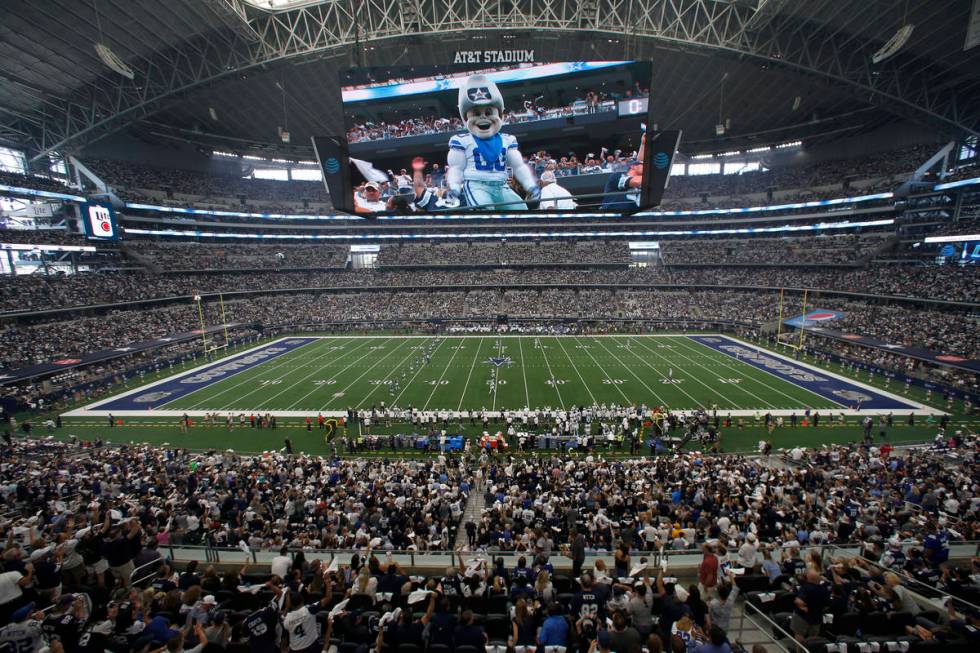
[
  {"x1": 735, "y1": 600, "x2": 810, "y2": 653},
  {"x1": 145, "y1": 541, "x2": 980, "y2": 569}
]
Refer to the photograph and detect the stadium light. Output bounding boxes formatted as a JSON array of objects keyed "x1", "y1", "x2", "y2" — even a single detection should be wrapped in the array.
[{"x1": 872, "y1": 24, "x2": 915, "y2": 64}]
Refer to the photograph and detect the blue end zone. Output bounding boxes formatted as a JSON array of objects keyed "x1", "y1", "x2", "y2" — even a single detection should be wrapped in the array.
[
  {"x1": 688, "y1": 335, "x2": 918, "y2": 410},
  {"x1": 95, "y1": 338, "x2": 317, "y2": 411}
]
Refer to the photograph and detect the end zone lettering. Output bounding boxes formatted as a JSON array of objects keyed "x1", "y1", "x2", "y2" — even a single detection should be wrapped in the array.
[{"x1": 453, "y1": 50, "x2": 535, "y2": 64}]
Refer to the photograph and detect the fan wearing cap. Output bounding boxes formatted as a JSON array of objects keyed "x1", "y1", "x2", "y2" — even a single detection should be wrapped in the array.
[
  {"x1": 353, "y1": 181, "x2": 388, "y2": 213},
  {"x1": 0, "y1": 601, "x2": 45, "y2": 653},
  {"x1": 446, "y1": 74, "x2": 540, "y2": 211}
]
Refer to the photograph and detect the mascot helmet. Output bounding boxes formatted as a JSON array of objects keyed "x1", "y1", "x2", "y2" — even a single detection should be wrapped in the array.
[{"x1": 457, "y1": 74, "x2": 505, "y2": 121}]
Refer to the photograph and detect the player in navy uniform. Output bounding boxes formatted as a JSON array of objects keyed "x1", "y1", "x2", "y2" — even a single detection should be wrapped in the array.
[{"x1": 446, "y1": 75, "x2": 540, "y2": 211}]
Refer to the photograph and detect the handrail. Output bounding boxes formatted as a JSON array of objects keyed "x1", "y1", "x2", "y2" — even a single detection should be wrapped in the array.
[
  {"x1": 736, "y1": 599, "x2": 810, "y2": 653},
  {"x1": 148, "y1": 540, "x2": 980, "y2": 568}
]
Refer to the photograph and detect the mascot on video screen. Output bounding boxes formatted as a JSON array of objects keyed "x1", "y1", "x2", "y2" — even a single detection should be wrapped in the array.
[{"x1": 446, "y1": 74, "x2": 540, "y2": 211}]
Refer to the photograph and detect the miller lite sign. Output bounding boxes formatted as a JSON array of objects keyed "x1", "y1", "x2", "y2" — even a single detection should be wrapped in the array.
[{"x1": 83, "y1": 202, "x2": 118, "y2": 240}]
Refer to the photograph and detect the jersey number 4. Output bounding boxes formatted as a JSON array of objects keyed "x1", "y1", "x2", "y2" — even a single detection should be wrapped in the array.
[{"x1": 472, "y1": 150, "x2": 506, "y2": 172}]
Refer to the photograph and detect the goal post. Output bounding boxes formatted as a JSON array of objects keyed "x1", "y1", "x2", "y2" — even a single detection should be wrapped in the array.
[{"x1": 775, "y1": 288, "x2": 808, "y2": 352}]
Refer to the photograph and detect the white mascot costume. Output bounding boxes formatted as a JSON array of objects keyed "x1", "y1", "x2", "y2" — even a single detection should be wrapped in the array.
[{"x1": 446, "y1": 75, "x2": 540, "y2": 210}]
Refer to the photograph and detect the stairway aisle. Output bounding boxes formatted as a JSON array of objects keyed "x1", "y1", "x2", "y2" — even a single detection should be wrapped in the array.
[{"x1": 454, "y1": 472, "x2": 486, "y2": 550}]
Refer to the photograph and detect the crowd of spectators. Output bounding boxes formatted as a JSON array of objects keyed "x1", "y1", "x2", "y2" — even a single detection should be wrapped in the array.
[
  {"x1": 86, "y1": 159, "x2": 332, "y2": 206},
  {"x1": 660, "y1": 234, "x2": 891, "y2": 266},
  {"x1": 0, "y1": 229, "x2": 88, "y2": 247},
  {"x1": 803, "y1": 338, "x2": 980, "y2": 397},
  {"x1": 479, "y1": 444, "x2": 979, "y2": 551},
  {"x1": 0, "y1": 170, "x2": 73, "y2": 194},
  {"x1": 662, "y1": 144, "x2": 937, "y2": 206},
  {"x1": 134, "y1": 243, "x2": 349, "y2": 272},
  {"x1": 1, "y1": 279, "x2": 977, "y2": 374},
  {"x1": 377, "y1": 241, "x2": 631, "y2": 266},
  {"x1": 832, "y1": 303, "x2": 979, "y2": 360},
  {"x1": 0, "y1": 436, "x2": 975, "y2": 652},
  {"x1": 345, "y1": 83, "x2": 649, "y2": 144},
  {"x1": 0, "y1": 301, "x2": 235, "y2": 371}
]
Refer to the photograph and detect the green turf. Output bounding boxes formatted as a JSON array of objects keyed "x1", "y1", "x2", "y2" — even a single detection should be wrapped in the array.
[
  {"x1": 156, "y1": 335, "x2": 842, "y2": 413},
  {"x1": 42, "y1": 332, "x2": 977, "y2": 456}
]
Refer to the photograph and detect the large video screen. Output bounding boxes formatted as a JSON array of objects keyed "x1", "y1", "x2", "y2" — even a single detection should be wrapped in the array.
[{"x1": 316, "y1": 61, "x2": 677, "y2": 216}]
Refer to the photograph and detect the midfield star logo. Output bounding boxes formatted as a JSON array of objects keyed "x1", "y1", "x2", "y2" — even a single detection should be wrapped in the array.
[{"x1": 486, "y1": 356, "x2": 513, "y2": 367}]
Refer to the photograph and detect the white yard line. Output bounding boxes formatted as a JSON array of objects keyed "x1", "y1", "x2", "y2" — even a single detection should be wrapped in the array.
[
  {"x1": 573, "y1": 336, "x2": 632, "y2": 404},
  {"x1": 591, "y1": 337, "x2": 669, "y2": 406},
  {"x1": 553, "y1": 337, "x2": 598, "y2": 405},
  {"x1": 638, "y1": 336, "x2": 778, "y2": 410},
  {"x1": 491, "y1": 338, "x2": 504, "y2": 411},
  {"x1": 536, "y1": 337, "x2": 566, "y2": 409},
  {"x1": 423, "y1": 338, "x2": 464, "y2": 411},
  {"x1": 223, "y1": 338, "x2": 372, "y2": 411},
  {"x1": 517, "y1": 337, "x2": 530, "y2": 408},
  {"x1": 674, "y1": 336, "x2": 828, "y2": 408},
  {"x1": 354, "y1": 337, "x2": 433, "y2": 408},
  {"x1": 725, "y1": 335, "x2": 932, "y2": 410},
  {"x1": 393, "y1": 338, "x2": 447, "y2": 406},
  {"x1": 80, "y1": 337, "x2": 309, "y2": 411},
  {"x1": 626, "y1": 336, "x2": 713, "y2": 408},
  {"x1": 179, "y1": 339, "x2": 346, "y2": 410},
  {"x1": 457, "y1": 337, "x2": 486, "y2": 412},
  {"x1": 318, "y1": 338, "x2": 415, "y2": 411}
]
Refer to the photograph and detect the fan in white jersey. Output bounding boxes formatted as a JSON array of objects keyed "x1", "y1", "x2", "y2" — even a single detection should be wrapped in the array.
[
  {"x1": 0, "y1": 602, "x2": 46, "y2": 653},
  {"x1": 283, "y1": 587, "x2": 334, "y2": 653},
  {"x1": 446, "y1": 74, "x2": 540, "y2": 211}
]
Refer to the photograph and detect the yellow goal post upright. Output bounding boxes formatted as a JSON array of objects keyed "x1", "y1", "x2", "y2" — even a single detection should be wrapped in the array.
[{"x1": 775, "y1": 288, "x2": 808, "y2": 352}]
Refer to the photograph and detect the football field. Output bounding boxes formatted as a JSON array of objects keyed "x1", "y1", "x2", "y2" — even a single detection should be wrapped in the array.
[{"x1": 67, "y1": 334, "x2": 932, "y2": 417}]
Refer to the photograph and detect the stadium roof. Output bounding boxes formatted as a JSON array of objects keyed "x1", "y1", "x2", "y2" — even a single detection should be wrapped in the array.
[{"x1": 1, "y1": 0, "x2": 978, "y2": 161}]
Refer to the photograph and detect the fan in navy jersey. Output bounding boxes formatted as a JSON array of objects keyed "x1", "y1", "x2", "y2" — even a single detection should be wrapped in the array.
[
  {"x1": 570, "y1": 573, "x2": 606, "y2": 628},
  {"x1": 75, "y1": 620, "x2": 114, "y2": 653},
  {"x1": 246, "y1": 600, "x2": 284, "y2": 653},
  {"x1": 243, "y1": 575, "x2": 288, "y2": 653},
  {"x1": 923, "y1": 521, "x2": 951, "y2": 566},
  {"x1": 41, "y1": 594, "x2": 88, "y2": 651}
]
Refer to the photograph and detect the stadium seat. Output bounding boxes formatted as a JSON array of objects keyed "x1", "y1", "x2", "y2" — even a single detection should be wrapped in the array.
[{"x1": 486, "y1": 613, "x2": 511, "y2": 641}]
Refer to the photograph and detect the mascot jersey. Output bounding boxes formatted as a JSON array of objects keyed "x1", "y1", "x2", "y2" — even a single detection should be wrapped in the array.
[{"x1": 448, "y1": 132, "x2": 519, "y2": 183}]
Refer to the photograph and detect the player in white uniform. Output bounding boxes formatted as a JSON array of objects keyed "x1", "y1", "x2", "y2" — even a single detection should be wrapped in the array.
[{"x1": 446, "y1": 74, "x2": 540, "y2": 211}]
